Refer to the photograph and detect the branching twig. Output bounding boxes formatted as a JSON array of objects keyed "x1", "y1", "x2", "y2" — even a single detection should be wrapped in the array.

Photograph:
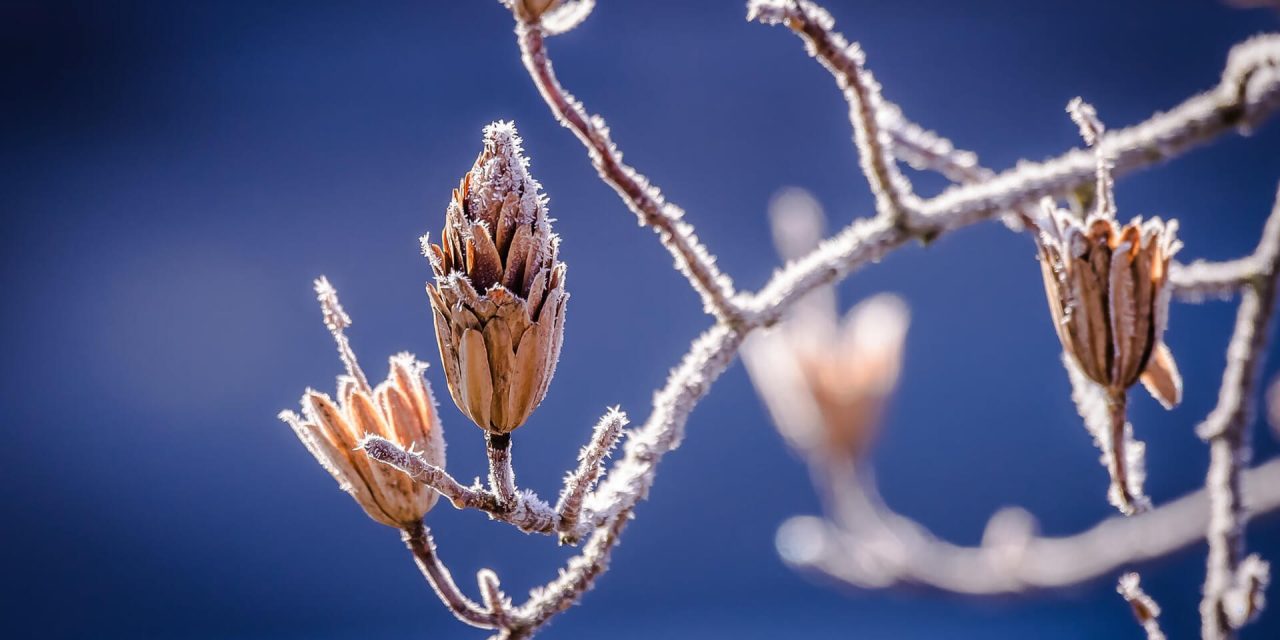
[
  {"x1": 401, "y1": 522, "x2": 499, "y2": 629},
  {"x1": 1198, "y1": 185, "x2": 1280, "y2": 640},
  {"x1": 365, "y1": 435, "x2": 561, "y2": 536}
]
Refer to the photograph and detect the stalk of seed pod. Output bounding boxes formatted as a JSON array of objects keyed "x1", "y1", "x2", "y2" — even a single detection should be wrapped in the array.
[
  {"x1": 279, "y1": 277, "x2": 446, "y2": 528},
  {"x1": 424, "y1": 121, "x2": 568, "y2": 443}
]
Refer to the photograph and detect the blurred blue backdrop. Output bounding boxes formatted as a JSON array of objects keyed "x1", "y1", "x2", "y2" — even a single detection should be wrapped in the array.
[{"x1": 3, "y1": 1, "x2": 1280, "y2": 638}]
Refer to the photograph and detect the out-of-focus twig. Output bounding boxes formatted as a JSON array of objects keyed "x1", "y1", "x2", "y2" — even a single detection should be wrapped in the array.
[{"x1": 775, "y1": 457, "x2": 1280, "y2": 594}]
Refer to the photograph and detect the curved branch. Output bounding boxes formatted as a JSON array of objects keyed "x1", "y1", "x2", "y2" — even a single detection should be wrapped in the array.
[
  {"x1": 513, "y1": 22, "x2": 745, "y2": 326},
  {"x1": 776, "y1": 457, "x2": 1280, "y2": 595}
]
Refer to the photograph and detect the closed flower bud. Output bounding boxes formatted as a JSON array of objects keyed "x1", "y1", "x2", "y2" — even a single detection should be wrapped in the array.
[
  {"x1": 279, "y1": 278, "x2": 446, "y2": 528},
  {"x1": 424, "y1": 121, "x2": 567, "y2": 434}
]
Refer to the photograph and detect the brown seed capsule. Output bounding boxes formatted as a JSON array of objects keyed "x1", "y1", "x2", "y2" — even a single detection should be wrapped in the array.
[
  {"x1": 279, "y1": 278, "x2": 446, "y2": 528},
  {"x1": 1035, "y1": 204, "x2": 1183, "y2": 409},
  {"x1": 424, "y1": 122, "x2": 567, "y2": 434},
  {"x1": 1035, "y1": 99, "x2": 1184, "y2": 410}
]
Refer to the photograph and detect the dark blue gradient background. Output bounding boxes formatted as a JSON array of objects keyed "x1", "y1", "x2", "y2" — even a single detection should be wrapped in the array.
[{"x1": 4, "y1": 1, "x2": 1280, "y2": 638}]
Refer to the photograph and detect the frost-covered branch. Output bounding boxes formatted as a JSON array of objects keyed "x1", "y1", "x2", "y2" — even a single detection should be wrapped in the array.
[
  {"x1": 365, "y1": 435, "x2": 561, "y2": 536},
  {"x1": 748, "y1": 0, "x2": 920, "y2": 226},
  {"x1": 775, "y1": 457, "x2": 1280, "y2": 595},
  {"x1": 1197, "y1": 184, "x2": 1280, "y2": 640},
  {"x1": 555, "y1": 408, "x2": 627, "y2": 544},
  {"x1": 401, "y1": 522, "x2": 499, "y2": 628},
  {"x1": 1118, "y1": 573, "x2": 1167, "y2": 640},
  {"x1": 497, "y1": 510, "x2": 633, "y2": 639},
  {"x1": 749, "y1": 32, "x2": 1280, "y2": 323},
  {"x1": 511, "y1": 17, "x2": 745, "y2": 326}
]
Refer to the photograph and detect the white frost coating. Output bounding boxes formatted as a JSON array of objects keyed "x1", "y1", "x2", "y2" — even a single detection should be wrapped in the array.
[
  {"x1": 469, "y1": 121, "x2": 547, "y2": 227},
  {"x1": 1064, "y1": 353, "x2": 1152, "y2": 514},
  {"x1": 555, "y1": 407, "x2": 627, "y2": 540}
]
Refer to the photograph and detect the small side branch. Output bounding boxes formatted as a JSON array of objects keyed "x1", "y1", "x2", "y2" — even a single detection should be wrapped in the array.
[
  {"x1": 1117, "y1": 573, "x2": 1167, "y2": 640},
  {"x1": 364, "y1": 435, "x2": 558, "y2": 535},
  {"x1": 511, "y1": 19, "x2": 745, "y2": 326},
  {"x1": 748, "y1": 0, "x2": 920, "y2": 226},
  {"x1": 1198, "y1": 185, "x2": 1280, "y2": 640},
  {"x1": 556, "y1": 408, "x2": 627, "y2": 543}
]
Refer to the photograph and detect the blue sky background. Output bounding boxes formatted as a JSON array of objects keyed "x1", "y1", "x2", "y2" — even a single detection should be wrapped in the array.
[{"x1": 3, "y1": 1, "x2": 1280, "y2": 638}]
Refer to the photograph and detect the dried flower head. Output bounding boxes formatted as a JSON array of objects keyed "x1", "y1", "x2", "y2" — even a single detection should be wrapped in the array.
[
  {"x1": 800, "y1": 294, "x2": 909, "y2": 457},
  {"x1": 424, "y1": 122, "x2": 568, "y2": 434},
  {"x1": 279, "y1": 277, "x2": 446, "y2": 528},
  {"x1": 744, "y1": 189, "x2": 908, "y2": 461},
  {"x1": 1034, "y1": 99, "x2": 1184, "y2": 408}
]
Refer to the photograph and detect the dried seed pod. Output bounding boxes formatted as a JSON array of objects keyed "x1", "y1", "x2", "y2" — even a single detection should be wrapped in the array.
[
  {"x1": 425, "y1": 122, "x2": 567, "y2": 434},
  {"x1": 280, "y1": 278, "x2": 446, "y2": 528},
  {"x1": 1035, "y1": 206, "x2": 1183, "y2": 407},
  {"x1": 1034, "y1": 99, "x2": 1184, "y2": 409}
]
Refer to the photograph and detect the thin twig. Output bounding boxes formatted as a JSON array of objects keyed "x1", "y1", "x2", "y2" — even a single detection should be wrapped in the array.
[
  {"x1": 1117, "y1": 573, "x2": 1167, "y2": 640},
  {"x1": 365, "y1": 435, "x2": 560, "y2": 535},
  {"x1": 513, "y1": 21, "x2": 746, "y2": 326},
  {"x1": 555, "y1": 408, "x2": 627, "y2": 543},
  {"x1": 401, "y1": 521, "x2": 498, "y2": 629},
  {"x1": 1198, "y1": 185, "x2": 1280, "y2": 640},
  {"x1": 748, "y1": 0, "x2": 920, "y2": 226}
]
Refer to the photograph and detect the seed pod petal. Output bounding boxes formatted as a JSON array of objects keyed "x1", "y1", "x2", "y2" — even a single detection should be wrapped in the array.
[
  {"x1": 1140, "y1": 343, "x2": 1182, "y2": 409},
  {"x1": 459, "y1": 327, "x2": 495, "y2": 428}
]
